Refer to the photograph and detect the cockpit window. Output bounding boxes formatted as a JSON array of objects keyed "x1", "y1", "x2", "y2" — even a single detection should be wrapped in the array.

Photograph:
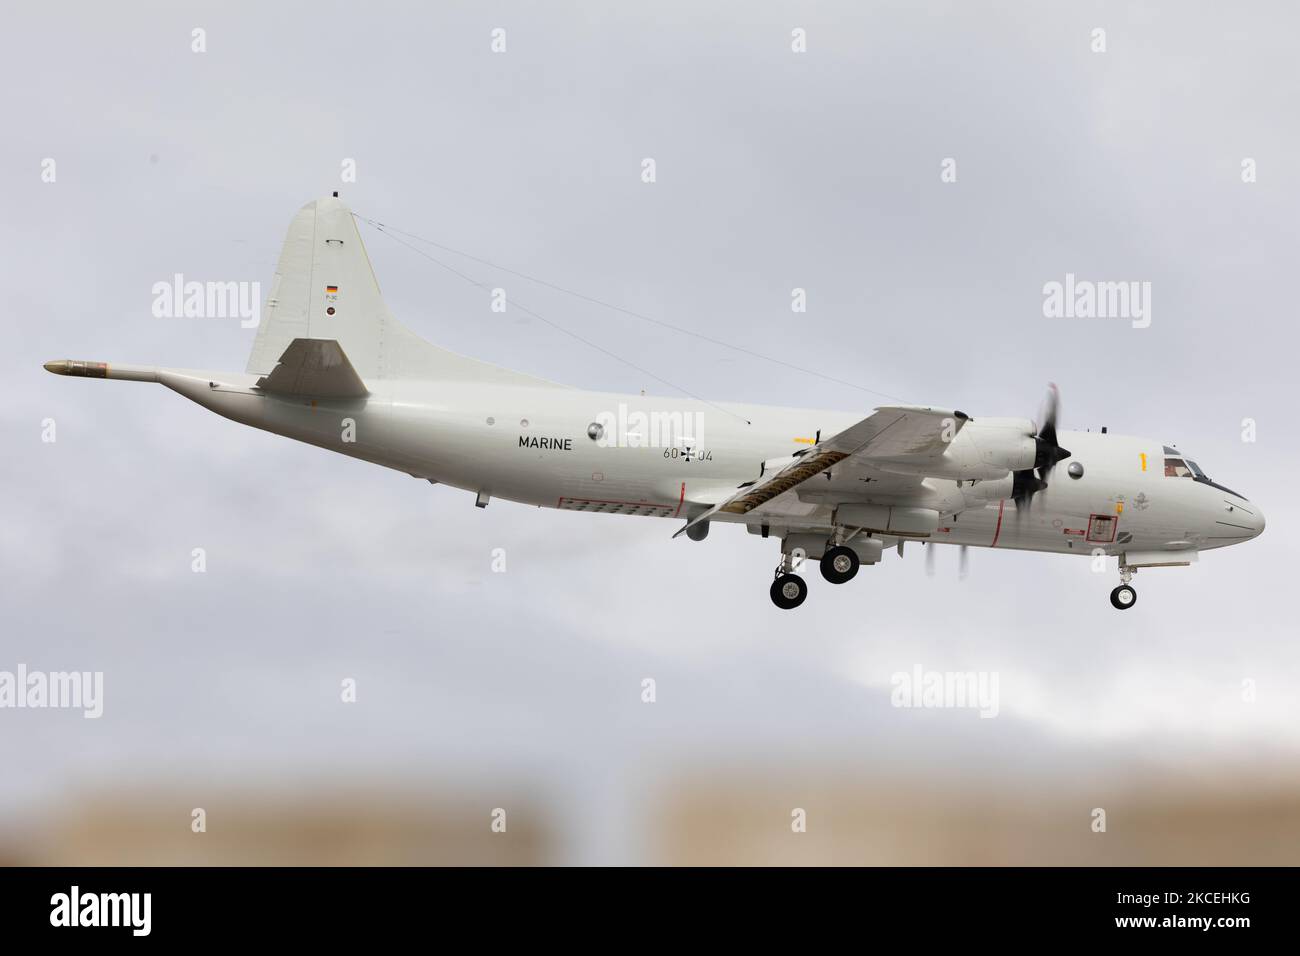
[{"x1": 1162, "y1": 450, "x2": 1244, "y2": 498}]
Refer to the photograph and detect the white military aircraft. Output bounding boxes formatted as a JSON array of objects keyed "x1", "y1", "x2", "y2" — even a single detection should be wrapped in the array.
[{"x1": 46, "y1": 194, "x2": 1264, "y2": 610}]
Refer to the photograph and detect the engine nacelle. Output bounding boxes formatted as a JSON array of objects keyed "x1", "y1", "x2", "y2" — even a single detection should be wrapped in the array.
[
  {"x1": 835, "y1": 503, "x2": 939, "y2": 537},
  {"x1": 969, "y1": 418, "x2": 1040, "y2": 472},
  {"x1": 959, "y1": 475, "x2": 1015, "y2": 506},
  {"x1": 780, "y1": 532, "x2": 886, "y2": 565},
  {"x1": 871, "y1": 418, "x2": 1038, "y2": 480}
]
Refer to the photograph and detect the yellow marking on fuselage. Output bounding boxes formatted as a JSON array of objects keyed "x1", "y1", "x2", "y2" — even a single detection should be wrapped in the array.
[{"x1": 1139, "y1": 452, "x2": 1147, "y2": 472}]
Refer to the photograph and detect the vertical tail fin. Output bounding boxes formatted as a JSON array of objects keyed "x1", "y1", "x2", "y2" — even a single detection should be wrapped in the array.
[{"x1": 247, "y1": 195, "x2": 562, "y2": 387}]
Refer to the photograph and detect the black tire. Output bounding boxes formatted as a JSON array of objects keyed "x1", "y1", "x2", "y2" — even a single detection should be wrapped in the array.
[
  {"x1": 1110, "y1": 585, "x2": 1137, "y2": 610},
  {"x1": 770, "y1": 573, "x2": 808, "y2": 609},
  {"x1": 820, "y1": 545, "x2": 860, "y2": 584}
]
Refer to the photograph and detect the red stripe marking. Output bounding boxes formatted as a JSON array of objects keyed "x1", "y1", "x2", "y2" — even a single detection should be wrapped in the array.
[
  {"x1": 990, "y1": 499, "x2": 1005, "y2": 548},
  {"x1": 673, "y1": 482, "x2": 686, "y2": 518}
]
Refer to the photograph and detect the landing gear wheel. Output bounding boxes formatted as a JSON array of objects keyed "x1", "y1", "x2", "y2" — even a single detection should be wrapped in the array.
[
  {"x1": 820, "y1": 546, "x2": 860, "y2": 584},
  {"x1": 1110, "y1": 584, "x2": 1137, "y2": 610},
  {"x1": 770, "y1": 573, "x2": 808, "y2": 610}
]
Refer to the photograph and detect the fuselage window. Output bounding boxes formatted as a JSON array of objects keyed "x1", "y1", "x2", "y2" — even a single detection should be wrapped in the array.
[{"x1": 1164, "y1": 457, "x2": 1193, "y2": 478}]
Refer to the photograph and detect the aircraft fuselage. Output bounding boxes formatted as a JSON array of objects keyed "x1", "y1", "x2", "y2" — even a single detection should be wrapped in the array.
[{"x1": 156, "y1": 369, "x2": 1263, "y2": 561}]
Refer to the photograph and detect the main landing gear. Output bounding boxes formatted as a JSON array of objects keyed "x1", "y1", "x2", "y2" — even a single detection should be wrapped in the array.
[
  {"x1": 770, "y1": 550, "x2": 809, "y2": 610},
  {"x1": 1110, "y1": 565, "x2": 1137, "y2": 610},
  {"x1": 769, "y1": 544, "x2": 864, "y2": 608},
  {"x1": 770, "y1": 571, "x2": 808, "y2": 610},
  {"x1": 820, "y1": 545, "x2": 860, "y2": 584}
]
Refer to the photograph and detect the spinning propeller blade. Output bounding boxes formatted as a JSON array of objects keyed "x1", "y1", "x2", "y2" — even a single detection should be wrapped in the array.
[{"x1": 1012, "y1": 384, "x2": 1071, "y2": 515}]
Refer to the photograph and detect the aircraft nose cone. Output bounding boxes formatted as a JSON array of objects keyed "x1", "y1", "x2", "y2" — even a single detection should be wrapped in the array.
[{"x1": 1249, "y1": 503, "x2": 1265, "y2": 537}]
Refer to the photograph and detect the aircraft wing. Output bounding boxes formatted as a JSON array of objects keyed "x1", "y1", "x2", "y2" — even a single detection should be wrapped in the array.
[{"x1": 673, "y1": 405, "x2": 966, "y2": 537}]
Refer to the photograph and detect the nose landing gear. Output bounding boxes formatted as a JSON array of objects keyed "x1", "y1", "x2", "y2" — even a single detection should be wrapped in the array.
[{"x1": 1110, "y1": 566, "x2": 1137, "y2": 610}]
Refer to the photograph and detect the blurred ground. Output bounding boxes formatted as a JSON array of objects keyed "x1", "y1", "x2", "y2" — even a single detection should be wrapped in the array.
[{"x1": 4, "y1": 765, "x2": 1296, "y2": 865}]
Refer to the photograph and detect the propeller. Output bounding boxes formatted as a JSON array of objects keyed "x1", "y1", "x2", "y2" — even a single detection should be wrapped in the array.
[
  {"x1": 925, "y1": 541, "x2": 970, "y2": 580},
  {"x1": 1012, "y1": 384, "x2": 1071, "y2": 514}
]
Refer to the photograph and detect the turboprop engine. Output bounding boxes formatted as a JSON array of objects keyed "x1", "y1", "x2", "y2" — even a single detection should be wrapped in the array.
[
  {"x1": 871, "y1": 418, "x2": 1040, "y2": 481},
  {"x1": 940, "y1": 389, "x2": 1072, "y2": 511},
  {"x1": 873, "y1": 389, "x2": 1071, "y2": 502}
]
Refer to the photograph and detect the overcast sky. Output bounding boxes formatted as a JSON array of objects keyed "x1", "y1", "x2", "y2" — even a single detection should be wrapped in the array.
[{"x1": 2, "y1": 1, "x2": 1297, "y2": 862}]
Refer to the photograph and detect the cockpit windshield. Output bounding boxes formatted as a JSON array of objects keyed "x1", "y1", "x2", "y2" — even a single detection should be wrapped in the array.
[
  {"x1": 1163, "y1": 446, "x2": 1207, "y2": 479},
  {"x1": 1161, "y1": 446, "x2": 1247, "y2": 500}
]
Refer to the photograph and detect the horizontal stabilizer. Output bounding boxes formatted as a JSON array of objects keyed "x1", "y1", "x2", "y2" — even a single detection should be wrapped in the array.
[{"x1": 255, "y1": 338, "x2": 368, "y2": 399}]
